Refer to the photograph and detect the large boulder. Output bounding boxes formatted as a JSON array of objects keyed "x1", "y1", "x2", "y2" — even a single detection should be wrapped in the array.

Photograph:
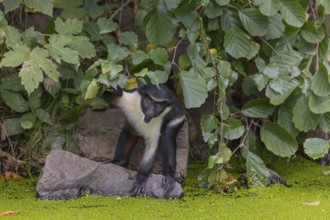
[{"x1": 37, "y1": 150, "x2": 183, "y2": 200}]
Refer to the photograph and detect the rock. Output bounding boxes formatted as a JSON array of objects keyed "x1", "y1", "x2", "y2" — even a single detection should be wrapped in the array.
[
  {"x1": 77, "y1": 108, "x2": 190, "y2": 179},
  {"x1": 37, "y1": 150, "x2": 183, "y2": 200}
]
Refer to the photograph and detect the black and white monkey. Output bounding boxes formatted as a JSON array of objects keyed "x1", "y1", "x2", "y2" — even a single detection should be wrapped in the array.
[{"x1": 104, "y1": 84, "x2": 185, "y2": 196}]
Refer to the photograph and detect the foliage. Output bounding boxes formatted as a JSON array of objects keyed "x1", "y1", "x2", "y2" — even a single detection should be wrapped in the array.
[{"x1": 0, "y1": 0, "x2": 330, "y2": 191}]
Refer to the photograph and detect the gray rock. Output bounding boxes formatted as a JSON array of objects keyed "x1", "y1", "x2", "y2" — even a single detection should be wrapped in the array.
[{"x1": 37, "y1": 149, "x2": 183, "y2": 200}]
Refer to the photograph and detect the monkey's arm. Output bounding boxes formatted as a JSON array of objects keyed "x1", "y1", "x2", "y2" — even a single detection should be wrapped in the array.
[{"x1": 110, "y1": 124, "x2": 138, "y2": 167}]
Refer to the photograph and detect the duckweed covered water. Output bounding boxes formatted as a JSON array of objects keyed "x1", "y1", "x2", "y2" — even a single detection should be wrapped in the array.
[{"x1": 1, "y1": 157, "x2": 330, "y2": 219}]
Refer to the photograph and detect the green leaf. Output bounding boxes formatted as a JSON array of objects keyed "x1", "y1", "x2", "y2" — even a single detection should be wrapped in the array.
[
  {"x1": 253, "y1": 74, "x2": 269, "y2": 91},
  {"x1": 277, "y1": 106, "x2": 299, "y2": 137},
  {"x1": 292, "y1": 96, "x2": 320, "y2": 132},
  {"x1": 269, "y1": 50, "x2": 303, "y2": 74},
  {"x1": 279, "y1": 0, "x2": 306, "y2": 28},
  {"x1": 118, "y1": 31, "x2": 138, "y2": 49},
  {"x1": 265, "y1": 79, "x2": 299, "y2": 105},
  {"x1": 311, "y1": 63, "x2": 330, "y2": 97},
  {"x1": 264, "y1": 14, "x2": 285, "y2": 40},
  {"x1": 69, "y1": 36, "x2": 96, "y2": 59},
  {"x1": 308, "y1": 94, "x2": 330, "y2": 114},
  {"x1": 3, "y1": 118, "x2": 23, "y2": 135},
  {"x1": 215, "y1": 0, "x2": 230, "y2": 6},
  {"x1": 97, "y1": 18, "x2": 118, "y2": 34},
  {"x1": 31, "y1": 47, "x2": 60, "y2": 81},
  {"x1": 24, "y1": 0, "x2": 53, "y2": 16},
  {"x1": 85, "y1": 80, "x2": 99, "y2": 100},
  {"x1": 165, "y1": 0, "x2": 181, "y2": 10},
  {"x1": 4, "y1": 0, "x2": 22, "y2": 13},
  {"x1": 320, "y1": 112, "x2": 330, "y2": 133},
  {"x1": 0, "y1": 89, "x2": 29, "y2": 113},
  {"x1": 179, "y1": 70, "x2": 208, "y2": 108},
  {"x1": 149, "y1": 48, "x2": 168, "y2": 65},
  {"x1": 4, "y1": 26, "x2": 22, "y2": 48},
  {"x1": 217, "y1": 60, "x2": 231, "y2": 78},
  {"x1": 241, "y1": 98, "x2": 275, "y2": 118},
  {"x1": 107, "y1": 44, "x2": 130, "y2": 63},
  {"x1": 55, "y1": 17, "x2": 83, "y2": 35},
  {"x1": 175, "y1": 4, "x2": 200, "y2": 31},
  {"x1": 221, "y1": 8, "x2": 242, "y2": 32},
  {"x1": 201, "y1": 114, "x2": 219, "y2": 132},
  {"x1": 146, "y1": 12, "x2": 177, "y2": 45},
  {"x1": 147, "y1": 70, "x2": 170, "y2": 84},
  {"x1": 204, "y1": 1, "x2": 223, "y2": 19},
  {"x1": 260, "y1": 122, "x2": 298, "y2": 157},
  {"x1": 132, "y1": 51, "x2": 150, "y2": 65},
  {"x1": 319, "y1": 0, "x2": 330, "y2": 14},
  {"x1": 223, "y1": 27, "x2": 252, "y2": 59},
  {"x1": 238, "y1": 7, "x2": 268, "y2": 37},
  {"x1": 28, "y1": 89, "x2": 42, "y2": 110},
  {"x1": 36, "y1": 109, "x2": 53, "y2": 125},
  {"x1": 0, "y1": 74, "x2": 24, "y2": 92},
  {"x1": 46, "y1": 34, "x2": 79, "y2": 64},
  {"x1": 254, "y1": 0, "x2": 279, "y2": 16},
  {"x1": 223, "y1": 119, "x2": 245, "y2": 140},
  {"x1": 303, "y1": 138, "x2": 330, "y2": 160},
  {"x1": 20, "y1": 113, "x2": 35, "y2": 129},
  {"x1": 0, "y1": 44, "x2": 30, "y2": 67},
  {"x1": 246, "y1": 150, "x2": 270, "y2": 178},
  {"x1": 301, "y1": 21, "x2": 325, "y2": 43},
  {"x1": 19, "y1": 59, "x2": 44, "y2": 95}
]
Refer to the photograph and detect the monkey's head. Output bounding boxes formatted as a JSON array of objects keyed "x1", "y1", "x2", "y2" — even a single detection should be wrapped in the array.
[{"x1": 139, "y1": 85, "x2": 173, "y2": 123}]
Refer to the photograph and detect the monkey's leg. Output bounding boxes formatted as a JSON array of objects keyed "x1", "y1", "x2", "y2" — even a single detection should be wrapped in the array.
[
  {"x1": 110, "y1": 124, "x2": 138, "y2": 167},
  {"x1": 160, "y1": 123, "x2": 182, "y2": 195},
  {"x1": 129, "y1": 138, "x2": 159, "y2": 196}
]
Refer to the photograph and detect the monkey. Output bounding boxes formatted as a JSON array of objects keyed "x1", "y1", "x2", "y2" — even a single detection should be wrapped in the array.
[{"x1": 103, "y1": 84, "x2": 185, "y2": 196}]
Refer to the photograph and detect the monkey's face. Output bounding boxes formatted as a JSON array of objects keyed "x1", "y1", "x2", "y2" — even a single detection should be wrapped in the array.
[{"x1": 141, "y1": 96, "x2": 171, "y2": 123}]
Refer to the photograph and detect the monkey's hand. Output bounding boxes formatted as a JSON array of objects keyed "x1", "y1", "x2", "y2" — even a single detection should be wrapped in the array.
[
  {"x1": 129, "y1": 173, "x2": 148, "y2": 196},
  {"x1": 163, "y1": 174, "x2": 176, "y2": 195}
]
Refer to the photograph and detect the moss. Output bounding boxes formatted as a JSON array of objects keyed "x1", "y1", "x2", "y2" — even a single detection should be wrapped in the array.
[{"x1": 1, "y1": 157, "x2": 330, "y2": 219}]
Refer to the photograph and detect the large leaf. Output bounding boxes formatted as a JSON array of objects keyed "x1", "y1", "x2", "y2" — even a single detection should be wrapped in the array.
[
  {"x1": 17, "y1": 47, "x2": 59, "y2": 94},
  {"x1": 292, "y1": 96, "x2": 320, "y2": 132},
  {"x1": 147, "y1": 70, "x2": 170, "y2": 84},
  {"x1": 107, "y1": 44, "x2": 130, "y2": 63},
  {"x1": 3, "y1": 118, "x2": 23, "y2": 136},
  {"x1": 319, "y1": 0, "x2": 330, "y2": 14},
  {"x1": 69, "y1": 36, "x2": 96, "y2": 59},
  {"x1": 269, "y1": 50, "x2": 303, "y2": 74},
  {"x1": 146, "y1": 12, "x2": 177, "y2": 45},
  {"x1": 260, "y1": 122, "x2": 298, "y2": 157},
  {"x1": 320, "y1": 112, "x2": 330, "y2": 133},
  {"x1": 149, "y1": 48, "x2": 168, "y2": 65},
  {"x1": 303, "y1": 138, "x2": 330, "y2": 160},
  {"x1": 241, "y1": 98, "x2": 275, "y2": 118},
  {"x1": 179, "y1": 70, "x2": 208, "y2": 108},
  {"x1": 301, "y1": 21, "x2": 325, "y2": 44},
  {"x1": 221, "y1": 8, "x2": 242, "y2": 32},
  {"x1": 118, "y1": 31, "x2": 138, "y2": 49},
  {"x1": 279, "y1": 0, "x2": 306, "y2": 28},
  {"x1": 264, "y1": 14, "x2": 285, "y2": 40},
  {"x1": 277, "y1": 106, "x2": 299, "y2": 138},
  {"x1": 254, "y1": 0, "x2": 279, "y2": 16},
  {"x1": 97, "y1": 18, "x2": 118, "y2": 34},
  {"x1": 265, "y1": 79, "x2": 299, "y2": 105},
  {"x1": 308, "y1": 94, "x2": 330, "y2": 114},
  {"x1": 0, "y1": 89, "x2": 29, "y2": 113},
  {"x1": 246, "y1": 150, "x2": 270, "y2": 178},
  {"x1": 55, "y1": 17, "x2": 83, "y2": 35},
  {"x1": 46, "y1": 34, "x2": 79, "y2": 64},
  {"x1": 238, "y1": 8, "x2": 268, "y2": 37},
  {"x1": 201, "y1": 114, "x2": 219, "y2": 132},
  {"x1": 223, "y1": 27, "x2": 253, "y2": 59},
  {"x1": 223, "y1": 119, "x2": 245, "y2": 140},
  {"x1": 24, "y1": 0, "x2": 53, "y2": 16},
  {"x1": 84, "y1": 80, "x2": 99, "y2": 100},
  {"x1": 4, "y1": 0, "x2": 22, "y2": 13},
  {"x1": 311, "y1": 63, "x2": 330, "y2": 97},
  {"x1": 0, "y1": 73, "x2": 24, "y2": 92},
  {"x1": 36, "y1": 109, "x2": 53, "y2": 125},
  {"x1": 0, "y1": 44, "x2": 30, "y2": 67}
]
